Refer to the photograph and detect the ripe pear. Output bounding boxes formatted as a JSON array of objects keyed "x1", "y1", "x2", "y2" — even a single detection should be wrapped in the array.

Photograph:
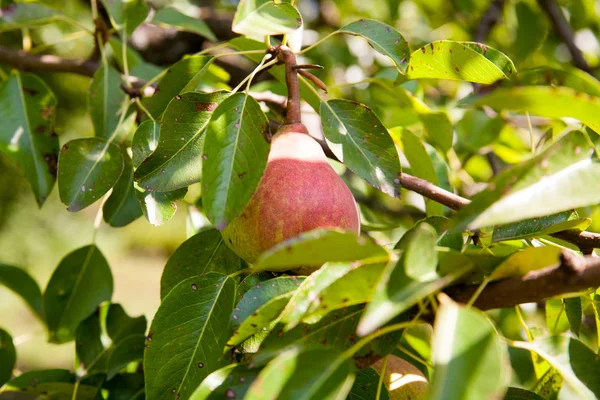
[
  {"x1": 372, "y1": 356, "x2": 429, "y2": 400},
  {"x1": 221, "y1": 123, "x2": 360, "y2": 265}
]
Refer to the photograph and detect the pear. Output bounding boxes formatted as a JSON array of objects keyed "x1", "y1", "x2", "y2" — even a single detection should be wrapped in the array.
[
  {"x1": 372, "y1": 356, "x2": 429, "y2": 400},
  {"x1": 221, "y1": 123, "x2": 360, "y2": 265}
]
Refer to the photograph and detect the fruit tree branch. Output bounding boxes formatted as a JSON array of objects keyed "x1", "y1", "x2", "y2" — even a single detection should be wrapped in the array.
[
  {"x1": 0, "y1": 46, "x2": 99, "y2": 77},
  {"x1": 445, "y1": 250, "x2": 600, "y2": 310},
  {"x1": 474, "y1": 0, "x2": 507, "y2": 43},
  {"x1": 536, "y1": 0, "x2": 592, "y2": 73},
  {"x1": 269, "y1": 45, "x2": 303, "y2": 125}
]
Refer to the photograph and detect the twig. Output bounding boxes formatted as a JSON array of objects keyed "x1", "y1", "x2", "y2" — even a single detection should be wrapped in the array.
[
  {"x1": 474, "y1": 0, "x2": 507, "y2": 43},
  {"x1": 446, "y1": 250, "x2": 600, "y2": 310},
  {"x1": 536, "y1": 0, "x2": 592, "y2": 73},
  {"x1": 0, "y1": 46, "x2": 98, "y2": 77},
  {"x1": 268, "y1": 44, "x2": 303, "y2": 125}
]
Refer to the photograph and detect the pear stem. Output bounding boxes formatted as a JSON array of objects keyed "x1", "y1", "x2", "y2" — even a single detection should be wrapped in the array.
[{"x1": 269, "y1": 45, "x2": 303, "y2": 125}]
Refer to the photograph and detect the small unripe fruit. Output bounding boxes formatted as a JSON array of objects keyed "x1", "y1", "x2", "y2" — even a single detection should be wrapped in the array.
[
  {"x1": 221, "y1": 124, "x2": 360, "y2": 264},
  {"x1": 372, "y1": 356, "x2": 429, "y2": 400}
]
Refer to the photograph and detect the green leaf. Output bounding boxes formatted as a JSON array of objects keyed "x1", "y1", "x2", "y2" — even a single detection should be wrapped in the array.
[
  {"x1": 135, "y1": 91, "x2": 230, "y2": 192},
  {"x1": 245, "y1": 346, "x2": 355, "y2": 400},
  {"x1": 108, "y1": 37, "x2": 164, "y2": 82},
  {"x1": 227, "y1": 277, "x2": 302, "y2": 348},
  {"x1": 228, "y1": 293, "x2": 292, "y2": 351},
  {"x1": 512, "y1": 336, "x2": 600, "y2": 399},
  {"x1": 102, "y1": 372, "x2": 145, "y2": 400},
  {"x1": 142, "y1": 56, "x2": 215, "y2": 119},
  {"x1": 152, "y1": 7, "x2": 216, "y2": 41},
  {"x1": 407, "y1": 41, "x2": 516, "y2": 83},
  {"x1": 470, "y1": 158, "x2": 600, "y2": 229},
  {"x1": 394, "y1": 129, "x2": 443, "y2": 215},
  {"x1": 88, "y1": 65, "x2": 128, "y2": 140},
  {"x1": 256, "y1": 306, "x2": 363, "y2": 364},
  {"x1": 463, "y1": 86, "x2": 600, "y2": 133},
  {"x1": 190, "y1": 364, "x2": 259, "y2": 400},
  {"x1": 513, "y1": 2, "x2": 547, "y2": 62},
  {"x1": 503, "y1": 387, "x2": 545, "y2": 400},
  {"x1": 3, "y1": 381, "x2": 100, "y2": 399},
  {"x1": 492, "y1": 211, "x2": 583, "y2": 242},
  {"x1": 546, "y1": 298, "x2": 570, "y2": 334},
  {"x1": 489, "y1": 246, "x2": 561, "y2": 281},
  {"x1": 103, "y1": 149, "x2": 142, "y2": 227},
  {"x1": 253, "y1": 229, "x2": 390, "y2": 272},
  {"x1": 339, "y1": 19, "x2": 410, "y2": 74},
  {"x1": 57, "y1": 137, "x2": 124, "y2": 212},
  {"x1": 301, "y1": 262, "x2": 386, "y2": 322},
  {"x1": 358, "y1": 253, "x2": 472, "y2": 336},
  {"x1": 44, "y1": 245, "x2": 113, "y2": 344},
  {"x1": 107, "y1": 334, "x2": 146, "y2": 379},
  {"x1": 347, "y1": 368, "x2": 389, "y2": 400},
  {"x1": 6, "y1": 369, "x2": 74, "y2": 389},
  {"x1": 0, "y1": 328, "x2": 15, "y2": 387},
  {"x1": 101, "y1": 0, "x2": 148, "y2": 35},
  {"x1": 144, "y1": 273, "x2": 236, "y2": 400},
  {"x1": 75, "y1": 303, "x2": 147, "y2": 379},
  {"x1": 135, "y1": 186, "x2": 187, "y2": 226},
  {"x1": 202, "y1": 93, "x2": 270, "y2": 229},
  {"x1": 232, "y1": 1, "x2": 302, "y2": 42},
  {"x1": 0, "y1": 3, "x2": 60, "y2": 29},
  {"x1": 281, "y1": 261, "x2": 372, "y2": 328},
  {"x1": 160, "y1": 229, "x2": 240, "y2": 299},
  {"x1": 454, "y1": 109, "x2": 504, "y2": 152},
  {"x1": 132, "y1": 119, "x2": 159, "y2": 169},
  {"x1": 106, "y1": 303, "x2": 147, "y2": 343},
  {"x1": 429, "y1": 299, "x2": 511, "y2": 400},
  {"x1": 512, "y1": 67, "x2": 600, "y2": 97},
  {"x1": 0, "y1": 71, "x2": 58, "y2": 206},
  {"x1": 564, "y1": 297, "x2": 582, "y2": 337},
  {"x1": 401, "y1": 222, "x2": 439, "y2": 281},
  {"x1": 321, "y1": 99, "x2": 402, "y2": 197},
  {"x1": 0, "y1": 264, "x2": 43, "y2": 319},
  {"x1": 451, "y1": 131, "x2": 592, "y2": 231}
]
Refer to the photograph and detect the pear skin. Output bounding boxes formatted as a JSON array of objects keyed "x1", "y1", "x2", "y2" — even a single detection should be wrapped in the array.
[{"x1": 221, "y1": 125, "x2": 360, "y2": 264}]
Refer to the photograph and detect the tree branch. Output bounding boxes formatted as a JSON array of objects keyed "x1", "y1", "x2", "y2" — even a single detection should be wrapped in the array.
[
  {"x1": 0, "y1": 46, "x2": 98, "y2": 77},
  {"x1": 474, "y1": 0, "x2": 507, "y2": 43},
  {"x1": 446, "y1": 250, "x2": 600, "y2": 310},
  {"x1": 536, "y1": 0, "x2": 592, "y2": 73}
]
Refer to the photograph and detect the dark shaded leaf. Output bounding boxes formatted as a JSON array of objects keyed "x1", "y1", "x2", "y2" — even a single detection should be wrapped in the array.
[
  {"x1": 103, "y1": 150, "x2": 142, "y2": 227},
  {"x1": 44, "y1": 245, "x2": 113, "y2": 343},
  {"x1": 0, "y1": 328, "x2": 15, "y2": 387},
  {"x1": 142, "y1": 56, "x2": 215, "y2": 119},
  {"x1": 135, "y1": 91, "x2": 229, "y2": 192},
  {"x1": 144, "y1": 273, "x2": 236, "y2": 400},
  {"x1": 321, "y1": 99, "x2": 401, "y2": 197},
  {"x1": 0, "y1": 71, "x2": 58, "y2": 206},
  {"x1": 160, "y1": 229, "x2": 240, "y2": 299},
  {"x1": 57, "y1": 137, "x2": 124, "y2": 212},
  {"x1": 88, "y1": 65, "x2": 128, "y2": 140},
  {"x1": 0, "y1": 264, "x2": 43, "y2": 319}
]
